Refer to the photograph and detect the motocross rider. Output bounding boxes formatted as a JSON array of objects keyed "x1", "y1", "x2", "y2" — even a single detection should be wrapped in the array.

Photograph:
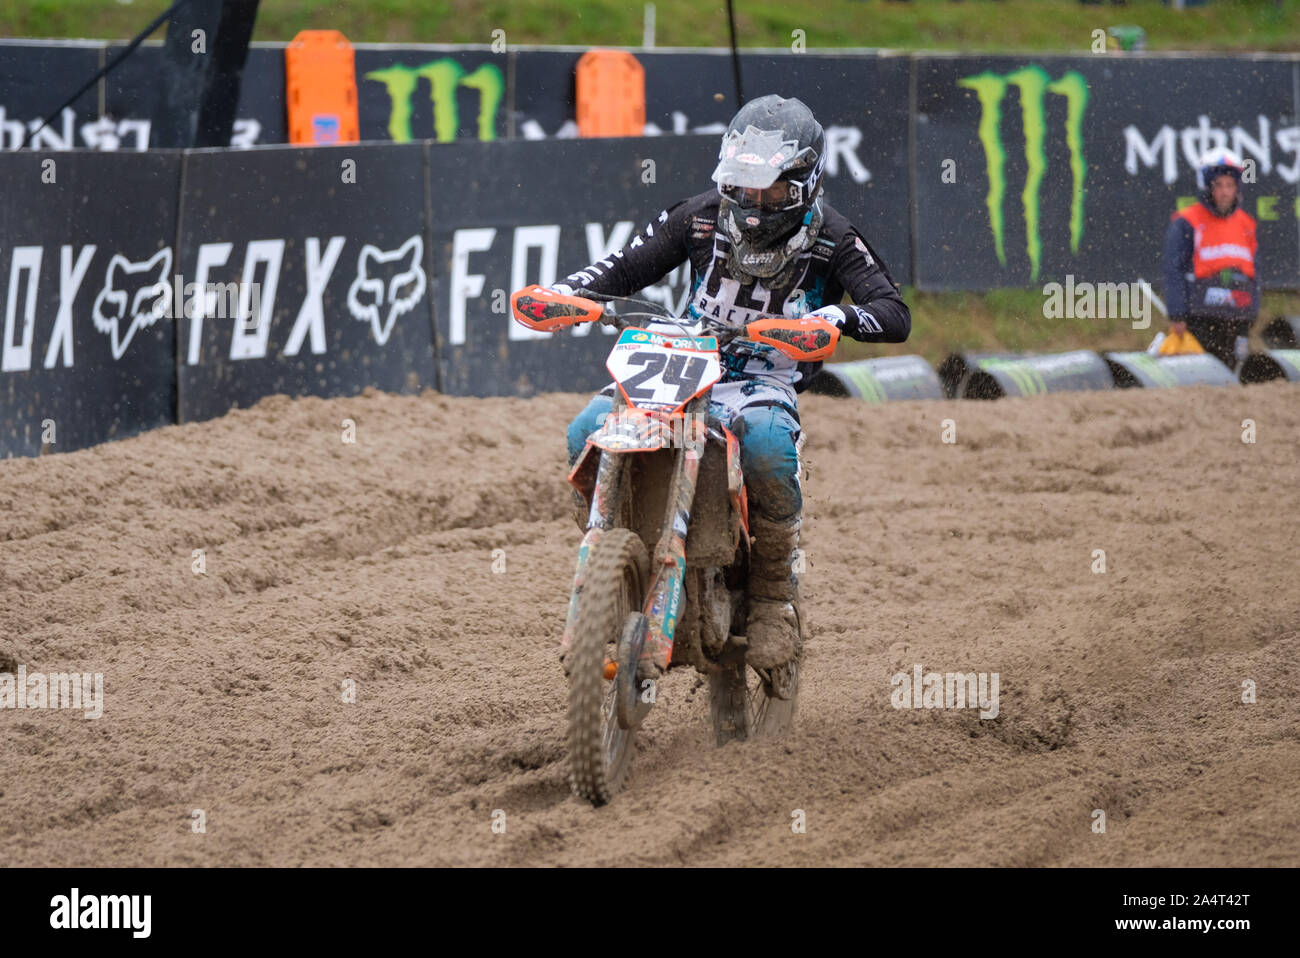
[{"x1": 555, "y1": 94, "x2": 911, "y2": 675}]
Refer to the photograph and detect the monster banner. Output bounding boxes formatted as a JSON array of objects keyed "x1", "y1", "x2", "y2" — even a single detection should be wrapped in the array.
[
  {"x1": 914, "y1": 55, "x2": 1300, "y2": 292},
  {"x1": 104, "y1": 41, "x2": 285, "y2": 148},
  {"x1": 355, "y1": 46, "x2": 507, "y2": 144},
  {"x1": 0, "y1": 41, "x2": 103, "y2": 151}
]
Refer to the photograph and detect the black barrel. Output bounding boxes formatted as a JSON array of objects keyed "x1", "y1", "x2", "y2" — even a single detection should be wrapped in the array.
[
  {"x1": 1239, "y1": 349, "x2": 1300, "y2": 384},
  {"x1": 1261, "y1": 316, "x2": 1300, "y2": 349},
  {"x1": 807, "y1": 356, "x2": 944, "y2": 401},
  {"x1": 1105, "y1": 351, "x2": 1237, "y2": 388},
  {"x1": 959, "y1": 351, "x2": 1114, "y2": 400},
  {"x1": 936, "y1": 352, "x2": 1019, "y2": 398}
]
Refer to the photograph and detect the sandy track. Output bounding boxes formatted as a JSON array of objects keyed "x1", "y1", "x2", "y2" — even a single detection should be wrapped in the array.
[{"x1": 1, "y1": 382, "x2": 1297, "y2": 866}]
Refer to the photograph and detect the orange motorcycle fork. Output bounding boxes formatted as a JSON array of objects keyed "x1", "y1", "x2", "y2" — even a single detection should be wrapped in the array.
[
  {"x1": 559, "y1": 404, "x2": 704, "y2": 674},
  {"x1": 638, "y1": 428, "x2": 700, "y2": 673},
  {"x1": 559, "y1": 449, "x2": 626, "y2": 664}
]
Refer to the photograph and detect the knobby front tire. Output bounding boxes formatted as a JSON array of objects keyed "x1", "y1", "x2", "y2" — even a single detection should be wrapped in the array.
[{"x1": 566, "y1": 529, "x2": 649, "y2": 806}]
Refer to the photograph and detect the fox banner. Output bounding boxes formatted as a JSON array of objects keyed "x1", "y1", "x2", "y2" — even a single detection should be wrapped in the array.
[
  {"x1": 913, "y1": 55, "x2": 1300, "y2": 292},
  {"x1": 427, "y1": 135, "x2": 719, "y2": 396},
  {"x1": 0, "y1": 151, "x2": 182, "y2": 456},
  {"x1": 174, "y1": 143, "x2": 437, "y2": 423}
]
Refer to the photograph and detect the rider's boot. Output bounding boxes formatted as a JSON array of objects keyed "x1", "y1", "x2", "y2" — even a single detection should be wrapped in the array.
[{"x1": 744, "y1": 513, "x2": 803, "y2": 686}]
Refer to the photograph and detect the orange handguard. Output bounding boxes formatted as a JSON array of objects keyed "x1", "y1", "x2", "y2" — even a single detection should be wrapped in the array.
[
  {"x1": 510, "y1": 285, "x2": 605, "y2": 333},
  {"x1": 745, "y1": 315, "x2": 840, "y2": 362}
]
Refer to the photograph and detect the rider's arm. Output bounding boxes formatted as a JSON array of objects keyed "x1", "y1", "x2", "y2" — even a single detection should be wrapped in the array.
[
  {"x1": 558, "y1": 200, "x2": 692, "y2": 296},
  {"x1": 813, "y1": 230, "x2": 911, "y2": 343}
]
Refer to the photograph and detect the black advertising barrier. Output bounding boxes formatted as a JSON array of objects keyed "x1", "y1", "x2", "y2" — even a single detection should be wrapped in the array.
[
  {"x1": 0, "y1": 40, "x2": 103, "y2": 150},
  {"x1": 106, "y1": 42, "x2": 286, "y2": 148},
  {"x1": 913, "y1": 54, "x2": 1300, "y2": 291},
  {"x1": 1239, "y1": 349, "x2": 1300, "y2": 384},
  {"x1": 511, "y1": 49, "x2": 913, "y2": 284},
  {"x1": 1261, "y1": 315, "x2": 1300, "y2": 348},
  {"x1": 427, "y1": 135, "x2": 718, "y2": 397},
  {"x1": 936, "y1": 351, "x2": 1020, "y2": 397},
  {"x1": 0, "y1": 151, "x2": 181, "y2": 457},
  {"x1": 959, "y1": 350, "x2": 1115, "y2": 399},
  {"x1": 175, "y1": 142, "x2": 436, "y2": 423},
  {"x1": 808, "y1": 356, "x2": 944, "y2": 401},
  {"x1": 1104, "y1": 350, "x2": 1238, "y2": 388}
]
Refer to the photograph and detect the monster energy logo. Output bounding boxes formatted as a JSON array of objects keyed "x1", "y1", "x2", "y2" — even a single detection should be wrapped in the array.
[
  {"x1": 959, "y1": 66, "x2": 1089, "y2": 282},
  {"x1": 366, "y1": 60, "x2": 504, "y2": 143}
]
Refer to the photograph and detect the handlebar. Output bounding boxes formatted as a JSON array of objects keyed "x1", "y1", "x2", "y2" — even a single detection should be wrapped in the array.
[{"x1": 510, "y1": 285, "x2": 839, "y2": 362}]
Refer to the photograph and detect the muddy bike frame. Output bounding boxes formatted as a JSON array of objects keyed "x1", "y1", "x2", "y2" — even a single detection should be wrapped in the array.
[{"x1": 559, "y1": 389, "x2": 713, "y2": 677}]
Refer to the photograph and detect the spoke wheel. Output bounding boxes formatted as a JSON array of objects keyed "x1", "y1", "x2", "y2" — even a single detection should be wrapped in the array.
[{"x1": 567, "y1": 529, "x2": 649, "y2": 806}]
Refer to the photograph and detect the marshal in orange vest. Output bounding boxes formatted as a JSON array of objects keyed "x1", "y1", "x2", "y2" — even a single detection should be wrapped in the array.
[{"x1": 1173, "y1": 202, "x2": 1257, "y2": 280}]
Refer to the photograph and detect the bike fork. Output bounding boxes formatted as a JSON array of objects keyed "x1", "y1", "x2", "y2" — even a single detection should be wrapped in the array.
[
  {"x1": 559, "y1": 449, "x2": 626, "y2": 664},
  {"x1": 641, "y1": 406, "x2": 705, "y2": 675}
]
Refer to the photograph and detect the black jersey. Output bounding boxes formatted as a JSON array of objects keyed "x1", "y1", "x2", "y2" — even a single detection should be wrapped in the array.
[{"x1": 561, "y1": 190, "x2": 910, "y2": 391}]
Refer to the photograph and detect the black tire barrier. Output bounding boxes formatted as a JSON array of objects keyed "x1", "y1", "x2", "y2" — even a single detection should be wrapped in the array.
[
  {"x1": 1239, "y1": 349, "x2": 1300, "y2": 384},
  {"x1": 957, "y1": 351, "x2": 1115, "y2": 400},
  {"x1": 1261, "y1": 316, "x2": 1300, "y2": 349},
  {"x1": 936, "y1": 352, "x2": 1020, "y2": 398},
  {"x1": 1104, "y1": 351, "x2": 1236, "y2": 389},
  {"x1": 806, "y1": 356, "x2": 944, "y2": 402}
]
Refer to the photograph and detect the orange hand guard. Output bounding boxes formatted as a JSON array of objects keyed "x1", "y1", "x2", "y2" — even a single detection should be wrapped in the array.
[
  {"x1": 745, "y1": 315, "x2": 840, "y2": 362},
  {"x1": 511, "y1": 285, "x2": 604, "y2": 333}
]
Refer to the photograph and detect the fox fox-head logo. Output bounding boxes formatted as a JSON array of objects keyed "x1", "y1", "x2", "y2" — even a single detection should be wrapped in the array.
[
  {"x1": 346, "y1": 236, "x2": 426, "y2": 345},
  {"x1": 91, "y1": 248, "x2": 172, "y2": 359}
]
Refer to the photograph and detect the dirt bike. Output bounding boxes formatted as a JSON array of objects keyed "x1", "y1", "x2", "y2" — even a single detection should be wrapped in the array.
[{"x1": 510, "y1": 284, "x2": 839, "y2": 806}]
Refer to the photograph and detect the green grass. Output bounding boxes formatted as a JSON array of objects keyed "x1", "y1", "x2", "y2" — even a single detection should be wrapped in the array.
[
  {"x1": 5, "y1": 0, "x2": 1300, "y2": 51},
  {"x1": 836, "y1": 288, "x2": 1300, "y2": 367}
]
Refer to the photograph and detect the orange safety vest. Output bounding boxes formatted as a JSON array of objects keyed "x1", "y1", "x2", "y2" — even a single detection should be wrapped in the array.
[{"x1": 1174, "y1": 203, "x2": 1257, "y2": 280}]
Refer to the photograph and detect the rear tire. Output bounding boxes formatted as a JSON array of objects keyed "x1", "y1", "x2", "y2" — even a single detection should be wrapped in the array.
[{"x1": 567, "y1": 529, "x2": 649, "y2": 805}]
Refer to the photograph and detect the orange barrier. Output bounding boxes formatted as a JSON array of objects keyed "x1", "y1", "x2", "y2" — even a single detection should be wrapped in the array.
[
  {"x1": 285, "y1": 30, "x2": 359, "y2": 145},
  {"x1": 575, "y1": 50, "x2": 645, "y2": 138}
]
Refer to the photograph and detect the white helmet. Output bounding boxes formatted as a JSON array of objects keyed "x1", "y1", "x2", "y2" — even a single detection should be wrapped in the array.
[{"x1": 1196, "y1": 147, "x2": 1245, "y2": 191}]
